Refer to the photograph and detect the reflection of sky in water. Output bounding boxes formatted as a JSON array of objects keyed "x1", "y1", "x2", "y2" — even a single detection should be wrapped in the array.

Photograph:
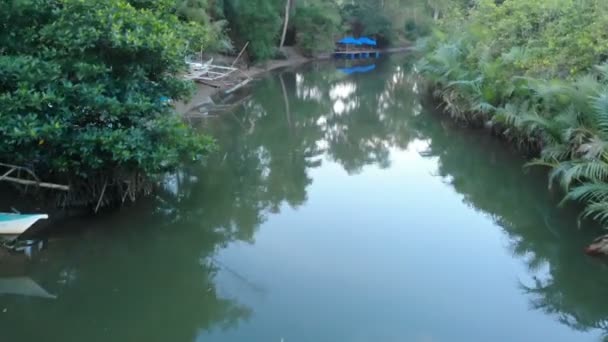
[
  {"x1": 330, "y1": 82, "x2": 358, "y2": 116},
  {"x1": 202, "y1": 140, "x2": 594, "y2": 342},
  {"x1": 296, "y1": 73, "x2": 323, "y2": 102}
]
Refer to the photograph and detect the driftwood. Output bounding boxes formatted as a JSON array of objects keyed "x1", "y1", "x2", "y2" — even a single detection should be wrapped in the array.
[
  {"x1": 0, "y1": 163, "x2": 69, "y2": 191},
  {"x1": 183, "y1": 94, "x2": 252, "y2": 120},
  {"x1": 225, "y1": 79, "x2": 251, "y2": 94}
]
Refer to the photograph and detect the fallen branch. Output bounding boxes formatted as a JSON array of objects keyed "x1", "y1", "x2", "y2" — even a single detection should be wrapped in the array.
[{"x1": 0, "y1": 176, "x2": 69, "y2": 191}]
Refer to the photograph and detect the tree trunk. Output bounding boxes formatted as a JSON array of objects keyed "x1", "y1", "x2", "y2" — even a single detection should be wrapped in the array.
[
  {"x1": 279, "y1": 73, "x2": 292, "y2": 129},
  {"x1": 279, "y1": 0, "x2": 291, "y2": 49}
]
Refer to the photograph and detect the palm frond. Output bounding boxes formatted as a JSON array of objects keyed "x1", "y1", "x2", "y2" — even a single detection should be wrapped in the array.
[
  {"x1": 518, "y1": 113, "x2": 564, "y2": 144},
  {"x1": 591, "y1": 91, "x2": 608, "y2": 132},
  {"x1": 580, "y1": 201, "x2": 608, "y2": 224},
  {"x1": 471, "y1": 101, "x2": 496, "y2": 114},
  {"x1": 529, "y1": 79, "x2": 573, "y2": 100},
  {"x1": 544, "y1": 159, "x2": 608, "y2": 193},
  {"x1": 447, "y1": 77, "x2": 482, "y2": 95},
  {"x1": 501, "y1": 46, "x2": 528, "y2": 64},
  {"x1": 546, "y1": 161, "x2": 572, "y2": 190},
  {"x1": 525, "y1": 158, "x2": 560, "y2": 189},
  {"x1": 576, "y1": 136, "x2": 608, "y2": 160},
  {"x1": 594, "y1": 63, "x2": 608, "y2": 81},
  {"x1": 493, "y1": 102, "x2": 532, "y2": 128},
  {"x1": 572, "y1": 74, "x2": 600, "y2": 100},
  {"x1": 562, "y1": 182, "x2": 608, "y2": 205},
  {"x1": 539, "y1": 144, "x2": 571, "y2": 162}
]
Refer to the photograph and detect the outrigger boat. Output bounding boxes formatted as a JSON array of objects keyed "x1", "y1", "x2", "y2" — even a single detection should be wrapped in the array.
[{"x1": 0, "y1": 213, "x2": 48, "y2": 236}]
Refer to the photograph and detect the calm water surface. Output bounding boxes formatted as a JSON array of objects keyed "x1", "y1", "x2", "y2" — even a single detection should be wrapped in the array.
[{"x1": 2, "y1": 58, "x2": 608, "y2": 342}]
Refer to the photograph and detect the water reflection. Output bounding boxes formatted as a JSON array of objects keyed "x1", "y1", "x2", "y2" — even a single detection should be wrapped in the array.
[
  {"x1": 163, "y1": 59, "x2": 608, "y2": 338},
  {"x1": 0, "y1": 209, "x2": 251, "y2": 341},
  {"x1": 2, "y1": 57, "x2": 608, "y2": 340}
]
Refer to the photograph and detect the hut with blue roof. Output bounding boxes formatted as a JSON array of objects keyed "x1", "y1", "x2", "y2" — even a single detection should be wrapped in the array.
[{"x1": 334, "y1": 36, "x2": 380, "y2": 59}]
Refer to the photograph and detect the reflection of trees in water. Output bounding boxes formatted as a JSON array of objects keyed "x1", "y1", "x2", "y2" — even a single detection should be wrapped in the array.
[
  {"x1": 179, "y1": 59, "x2": 608, "y2": 337},
  {"x1": 413, "y1": 102, "x2": 608, "y2": 337},
  {"x1": 6, "y1": 58, "x2": 608, "y2": 339},
  {"x1": 236, "y1": 57, "x2": 608, "y2": 338},
  {"x1": 0, "y1": 59, "x2": 435, "y2": 341},
  {"x1": 291, "y1": 61, "x2": 421, "y2": 173},
  {"x1": 0, "y1": 207, "x2": 252, "y2": 341},
  {"x1": 176, "y1": 59, "x2": 425, "y2": 232}
]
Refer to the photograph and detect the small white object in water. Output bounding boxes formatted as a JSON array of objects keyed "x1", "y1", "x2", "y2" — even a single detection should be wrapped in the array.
[{"x1": 2, "y1": 308, "x2": 6, "y2": 313}]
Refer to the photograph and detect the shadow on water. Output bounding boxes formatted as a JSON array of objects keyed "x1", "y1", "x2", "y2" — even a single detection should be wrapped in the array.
[{"x1": 3, "y1": 56, "x2": 608, "y2": 340}]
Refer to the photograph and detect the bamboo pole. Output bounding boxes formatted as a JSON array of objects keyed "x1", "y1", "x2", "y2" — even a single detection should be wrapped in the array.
[{"x1": 232, "y1": 42, "x2": 250, "y2": 67}]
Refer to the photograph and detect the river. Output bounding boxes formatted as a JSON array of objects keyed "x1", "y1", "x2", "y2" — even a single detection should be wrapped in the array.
[{"x1": 2, "y1": 57, "x2": 608, "y2": 341}]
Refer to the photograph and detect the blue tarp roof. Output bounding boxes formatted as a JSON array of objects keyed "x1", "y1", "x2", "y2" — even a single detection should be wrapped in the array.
[
  {"x1": 338, "y1": 37, "x2": 362, "y2": 45},
  {"x1": 358, "y1": 37, "x2": 377, "y2": 46},
  {"x1": 337, "y1": 37, "x2": 377, "y2": 46},
  {"x1": 337, "y1": 64, "x2": 376, "y2": 75}
]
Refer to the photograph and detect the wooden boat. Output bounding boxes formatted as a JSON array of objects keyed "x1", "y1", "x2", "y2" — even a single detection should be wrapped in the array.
[
  {"x1": 0, "y1": 213, "x2": 48, "y2": 235},
  {"x1": 185, "y1": 56, "x2": 213, "y2": 72}
]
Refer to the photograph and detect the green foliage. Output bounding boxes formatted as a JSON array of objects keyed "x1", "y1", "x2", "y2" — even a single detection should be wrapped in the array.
[
  {"x1": 293, "y1": 1, "x2": 342, "y2": 56},
  {"x1": 418, "y1": 0, "x2": 608, "y2": 228},
  {"x1": 223, "y1": 0, "x2": 282, "y2": 60},
  {"x1": 175, "y1": 0, "x2": 234, "y2": 52},
  {"x1": 0, "y1": 0, "x2": 214, "y2": 202},
  {"x1": 341, "y1": 1, "x2": 393, "y2": 44}
]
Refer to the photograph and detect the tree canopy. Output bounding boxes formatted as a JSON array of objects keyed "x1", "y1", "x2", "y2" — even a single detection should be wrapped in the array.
[{"x1": 0, "y1": 0, "x2": 214, "y2": 206}]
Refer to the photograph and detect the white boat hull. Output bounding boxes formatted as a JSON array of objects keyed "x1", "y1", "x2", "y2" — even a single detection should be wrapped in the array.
[{"x1": 0, "y1": 214, "x2": 48, "y2": 235}]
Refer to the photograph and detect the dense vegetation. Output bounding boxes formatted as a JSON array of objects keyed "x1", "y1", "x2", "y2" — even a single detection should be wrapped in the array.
[
  {"x1": 1, "y1": 0, "x2": 215, "y2": 206},
  {"x1": 179, "y1": 0, "x2": 447, "y2": 58},
  {"x1": 418, "y1": 0, "x2": 608, "y2": 229}
]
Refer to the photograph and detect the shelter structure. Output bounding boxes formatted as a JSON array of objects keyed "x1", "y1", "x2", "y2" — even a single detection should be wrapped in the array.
[{"x1": 334, "y1": 37, "x2": 380, "y2": 59}]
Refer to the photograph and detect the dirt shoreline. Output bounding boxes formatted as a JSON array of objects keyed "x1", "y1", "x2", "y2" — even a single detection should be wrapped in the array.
[{"x1": 175, "y1": 47, "x2": 311, "y2": 116}]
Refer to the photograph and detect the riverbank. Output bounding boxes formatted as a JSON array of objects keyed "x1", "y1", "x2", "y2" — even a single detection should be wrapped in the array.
[
  {"x1": 416, "y1": 1, "x2": 608, "y2": 252},
  {"x1": 175, "y1": 47, "x2": 311, "y2": 117}
]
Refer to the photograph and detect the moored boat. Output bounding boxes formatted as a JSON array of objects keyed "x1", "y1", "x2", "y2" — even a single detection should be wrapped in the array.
[{"x1": 0, "y1": 213, "x2": 48, "y2": 235}]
